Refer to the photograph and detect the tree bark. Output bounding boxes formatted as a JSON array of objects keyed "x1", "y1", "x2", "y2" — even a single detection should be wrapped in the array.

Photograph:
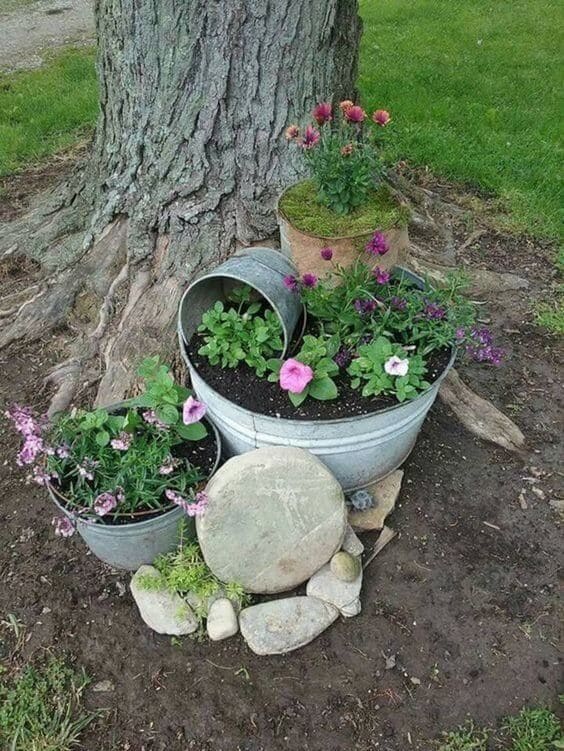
[{"x1": 0, "y1": 0, "x2": 361, "y2": 409}]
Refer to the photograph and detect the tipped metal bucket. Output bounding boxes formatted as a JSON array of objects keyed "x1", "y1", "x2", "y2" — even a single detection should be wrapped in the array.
[{"x1": 178, "y1": 247, "x2": 304, "y2": 356}]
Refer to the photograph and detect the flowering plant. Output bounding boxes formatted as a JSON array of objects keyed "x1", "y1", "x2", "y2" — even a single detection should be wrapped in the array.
[
  {"x1": 267, "y1": 335, "x2": 340, "y2": 406},
  {"x1": 286, "y1": 99, "x2": 392, "y2": 215},
  {"x1": 5, "y1": 358, "x2": 211, "y2": 535}
]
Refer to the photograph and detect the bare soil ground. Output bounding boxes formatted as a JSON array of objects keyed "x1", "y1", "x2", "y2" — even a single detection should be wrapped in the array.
[{"x1": 0, "y1": 166, "x2": 562, "y2": 750}]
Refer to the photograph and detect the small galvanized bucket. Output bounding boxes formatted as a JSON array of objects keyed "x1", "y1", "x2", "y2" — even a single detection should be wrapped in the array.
[
  {"x1": 48, "y1": 420, "x2": 221, "y2": 571},
  {"x1": 178, "y1": 247, "x2": 304, "y2": 357}
]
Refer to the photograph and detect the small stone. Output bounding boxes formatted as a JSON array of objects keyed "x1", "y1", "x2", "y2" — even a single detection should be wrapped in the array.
[
  {"x1": 239, "y1": 597, "x2": 338, "y2": 655},
  {"x1": 130, "y1": 565, "x2": 199, "y2": 636},
  {"x1": 348, "y1": 470, "x2": 403, "y2": 531},
  {"x1": 307, "y1": 563, "x2": 362, "y2": 618},
  {"x1": 206, "y1": 598, "x2": 239, "y2": 641},
  {"x1": 197, "y1": 447, "x2": 346, "y2": 594},
  {"x1": 410, "y1": 676, "x2": 421, "y2": 685},
  {"x1": 341, "y1": 524, "x2": 364, "y2": 556},
  {"x1": 92, "y1": 679, "x2": 115, "y2": 692},
  {"x1": 330, "y1": 551, "x2": 361, "y2": 582}
]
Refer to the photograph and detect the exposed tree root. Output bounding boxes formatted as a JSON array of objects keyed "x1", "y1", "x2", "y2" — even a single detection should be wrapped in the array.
[{"x1": 439, "y1": 369, "x2": 526, "y2": 454}]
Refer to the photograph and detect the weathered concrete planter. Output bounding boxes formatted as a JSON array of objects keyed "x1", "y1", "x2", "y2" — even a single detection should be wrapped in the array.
[
  {"x1": 48, "y1": 420, "x2": 222, "y2": 570},
  {"x1": 277, "y1": 183, "x2": 409, "y2": 279}
]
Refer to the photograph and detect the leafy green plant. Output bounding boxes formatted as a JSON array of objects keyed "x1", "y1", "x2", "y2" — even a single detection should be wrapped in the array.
[
  {"x1": 437, "y1": 720, "x2": 489, "y2": 751},
  {"x1": 501, "y1": 707, "x2": 562, "y2": 751},
  {"x1": 197, "y1": 286, "x2": 284, "y2": 376},
  {"x1": 267, "y1": 334, "x2": 340, "y2": 406},
  {"x1": 6, "y1": 357, "x2": 210, "y2": 523},
  {"x1": 0, "y1": 657, "x2": 98, "y2": 751},
  {"x1": 348, "y1": 336, "x2": 430, "y2": 401},
  {"x1": 139, "y1": 525, "x2": 249, "y2": 621}
]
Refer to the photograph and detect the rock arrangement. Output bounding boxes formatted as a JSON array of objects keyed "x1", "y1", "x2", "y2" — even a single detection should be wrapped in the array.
[{"x1": 129, "y1": 448, "x2": 403, "y2": 653}]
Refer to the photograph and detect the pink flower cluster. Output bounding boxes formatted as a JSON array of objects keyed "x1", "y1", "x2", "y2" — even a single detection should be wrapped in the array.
[
  {"x1": 142, "y1": 410, "x2": 168, "y2": 430},
  {"x1": 110, "y1": 431, "x2": 132, "y2": 451},
  {"x1": 52, "y1": 516, "x2": 75, "y2": 538},
  {"x1": 366, "y1": 231, "x2": 390, "y2": 257},
  {"x1": 165, "y1": 489, "x2": 209, "y2": 517},
  {"x1": 285, "y1": 100, "x2": 391, "y2": 149},
  {"x1": 5, "y1": 405, "x2": 46, "y2": 467}
]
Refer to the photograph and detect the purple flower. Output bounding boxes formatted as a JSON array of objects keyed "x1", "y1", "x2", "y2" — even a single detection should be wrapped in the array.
[
  {"x1": 16, "y1": 434, "x2": 45, "y2": 466},
  {"x1": 52, "y1": 516, "x2": 75, "y2": 538},
  {"x1": 390, "y1": 296, "x2": 407, "y2": 311},
  {"x1": 334, "y1": 347, "x2": 353, "y2": 368},
  {"x1": 365, "y1": 231, "x2": 390, "y2": 256},
  {"x1": 312, "y1": 102, "x2": 332, "y2": 125},
  {"x1": 5, "y1": 404, "x2": 43, "y2": 438},
  {"x1": 373, "y1": 267, "x2": 391, "y2": 285},
  {"x1": 93, "y1": 492, "x2": 118, "y2": 516},
  {"x1": 32, "y1": 466, "x2": 57, "y2": 486},
  {"x1": 424, "y1": 302, "x2": 446, "y2": 320},
  {"x1": 302, "y1": 273, "x2": 318, "y2": 288},
  {"x1": 470, "y1": 326, "x2": 493, "y2": 346},
  {"x1": 142, "y1": 410, "x2": 168, "y2": 430},
  {"x1": 320, "y1": 247, "x2": 334, "y2": 261},
  {"x1": 56, "y1": 443, "x2": 71, "y2": 459},
  {"x1": 77, "y1": 458, "x2": 99, "y2": 482},
  {"x1": 455, "y1": 327, "x2": 466, "y2": 340},
  {"x1": 466, "y1": 343, "x2": 505, "y2": 366},
  {"x1": 183, "y1": 396, "x2": 206, "y2": 425},
  {"x1": 110, "y1": 431, "x2": 132, "y2": 451},
  {"x1": 165, "y1": 489, "x2": 208, "y2": 517},
  {"x1": 354, "y1": 298, "x2": 377, "y2": 316},
  {"x1": 300, "y1": 125, "x2": 320, "y2": 149},
  {"x1": 283, "y1": 274, "x2": 299, "y2": 292}
]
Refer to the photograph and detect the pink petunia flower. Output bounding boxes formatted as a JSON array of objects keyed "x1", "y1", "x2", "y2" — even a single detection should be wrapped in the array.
[
  {"x1": 384, "y1": 356, "x2": 409, "y2": 377},
  {"x1": 312, "y1": 102, "x2": 332, "y2": 125},
  {"x1": 93, "y1": 492, "x2": 118, "y2": 516},
  {"x1": 320, "y1": 247, "x2": 334, "y2": 261},
  {"x1": 301, "y1": 125, "x2": 320, "y2": 149},
  {"x1": 52, "y1": 516, "x2": 75, "y2": 538},
  {"x1": 372, "y1": 109, "x2": 391, "y2": 126},
  {"x1": 182, "y1": 396, "x2": 206, "y2": 425},
  {"x1": 345, "y1": 105, "x2": 366, "y2": 123},
  {"x1": 279, "y1": 359, "x2": 314, "y2": 394}
]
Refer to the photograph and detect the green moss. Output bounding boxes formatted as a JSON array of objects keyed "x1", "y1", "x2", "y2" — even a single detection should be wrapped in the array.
[{"x1": 279, "y1": 180, "x2": 407, "y2": 237}]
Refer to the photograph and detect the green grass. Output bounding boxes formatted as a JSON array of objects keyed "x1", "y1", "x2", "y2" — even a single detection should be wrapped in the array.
[
  {"x1": 438, "y1": 720, "x2": 489, "y2": 751},
  {"x1": 359, "y1": 0, "x2": 563, "y2": 238},
  {"x1": 0, "y1": 47, "x2": 98, "y2": 177},
  {"x1": 502, "y1": 707, "x2": 562, "y2": 751},
  {"x1": 279, "y1": 180, "x2": 406, "y2": 236},
  {"x1": 0, "y1": 657, "x2": 98, "y2": 750}
]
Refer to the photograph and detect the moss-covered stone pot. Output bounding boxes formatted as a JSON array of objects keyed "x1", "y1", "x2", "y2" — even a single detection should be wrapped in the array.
[{"x1": 277, "y1": 180, "x2": 409, "y2": 278}]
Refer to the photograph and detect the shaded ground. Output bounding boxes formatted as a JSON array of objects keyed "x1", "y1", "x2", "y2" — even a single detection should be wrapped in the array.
[
  {"x1": 0, "y1": 171, "x2": 562, "y2": 749},
  {"x1": 0, "y1": 0, "x2": 93, "y2": 71}
]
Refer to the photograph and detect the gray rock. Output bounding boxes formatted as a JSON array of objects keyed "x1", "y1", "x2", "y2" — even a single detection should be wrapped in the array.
[
  {"x1": 330, "y1": 551, "x2": 361, "y2": 582},
  {"x1": 92, "y1": 679, "x2": 115, "y2": 693},
  {"x1": 206, "y1": 598, "x2": 239, "y2": 641},
  {"x1": 197, "y1": 447, "x2": 346, "y2": 594},
  {"x1": 341, "y1": 524, "x2": 364, "y2": 556},
  {"x1": 307, "y1": 563, "x2": 362, "y2": 618},
  {"x1": 130, "y1": 565, "x2": 199, "y2": 636},
  {"x1": 239, "y1": 596, "x2": 339, "y2": 655},
  {"x1": 348, "y1": 470, "x2": 403, "y2": 531}
]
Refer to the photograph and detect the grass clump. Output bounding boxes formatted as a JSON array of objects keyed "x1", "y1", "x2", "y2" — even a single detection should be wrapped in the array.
[
  {"x1": 437, "y1": 720, "x2": 489, "y2": 751},
  {"x1": 279, "y1": 179, "x2": 406, "y2": 237},
  {"x1": 502, "y1": 707, "x2": 562, "y2": 751},
  {"x1": 534, "y1": 296, "x2": 564, "y2": 336},
  {"x1": 0, "y1": 47, "x2": 98, "y2": 176},
  {"x1": 0, "y1": 656, "x2": 97, "y2": 751}
]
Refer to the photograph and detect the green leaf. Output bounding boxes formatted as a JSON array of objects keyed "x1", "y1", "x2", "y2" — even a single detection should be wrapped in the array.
[
  {"x1": 155, "y1": 404, "x2": 179, "y2": 426},
  {"x1": 309, "y1": 376, "x2": 338, "y2": 401},
  {"x1": 289, "y1": 389, "x2": 308, "y2": 407},
  {"x1": 131, "y1": 393, "x2": 156, "y2": 408},
  {"x1": 176, "y1": 422, "x2": 208, "y2": 441},
  {"x1": 95, "y1": 430, "x2": 110, "y2": 447}
]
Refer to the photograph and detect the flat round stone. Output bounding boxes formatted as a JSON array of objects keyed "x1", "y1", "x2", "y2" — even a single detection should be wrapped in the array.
[{"x1": 196, "y1": 447, "x2": 346, "y2": 594}]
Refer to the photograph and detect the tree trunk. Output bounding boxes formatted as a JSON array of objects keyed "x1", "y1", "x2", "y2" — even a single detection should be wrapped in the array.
[{"x1": 0, "y1": 0, "x2": 361, "y2": 411}]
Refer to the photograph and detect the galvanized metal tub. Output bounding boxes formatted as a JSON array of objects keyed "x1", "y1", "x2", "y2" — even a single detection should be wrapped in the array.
[
  {"x1": 178, "y1": 246, "x2": 303, "y2": 357},
  {"x1": 47, "y1": 420, "x2": 222, "y2": 570},
  {"x1": 178, "y1": 266, "x2": 455, "y2": 492}
]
